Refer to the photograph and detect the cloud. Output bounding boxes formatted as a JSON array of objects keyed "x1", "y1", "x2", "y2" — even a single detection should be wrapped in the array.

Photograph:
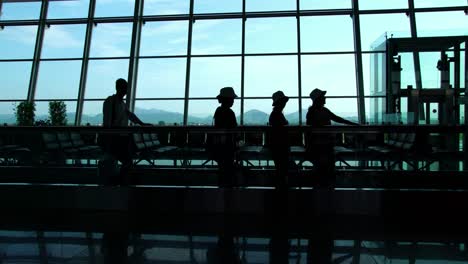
[
  {"x1": 90, "y1": 23, "x2": 132, "y2": 57},
  {"x1": 144, "y1": 0, "x2": 189, "y2": 15},
  {"x1": 2, "y1": 26, "x2": 37, "y2": 45},
  {"x1": 43, "y1": 25, "x2": 83, "y2": 49}
]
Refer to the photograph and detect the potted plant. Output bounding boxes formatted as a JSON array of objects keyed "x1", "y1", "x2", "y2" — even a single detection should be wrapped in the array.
[
  {"x1": 49, "y1": 101, "x2": 67, "y2": 126},
  {"x1": 14, "y1": 101, "x2": 35, "y2": 126}
]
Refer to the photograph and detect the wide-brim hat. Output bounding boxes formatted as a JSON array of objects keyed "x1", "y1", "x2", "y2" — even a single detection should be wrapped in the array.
[
  {"x1": 216, "y1": 87, "x2": 238, "y2": 99},
  {"x1": 309, "y1": 88, "x2": 326, "y2": 101},
  {"x1": 272, "y1": 91, "x2": 289, "y2": 106}
]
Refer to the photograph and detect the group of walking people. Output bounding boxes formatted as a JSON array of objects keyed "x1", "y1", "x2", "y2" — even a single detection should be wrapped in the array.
[{"x1": 102, "y1": 78, "x2": 358, "y2": 188}]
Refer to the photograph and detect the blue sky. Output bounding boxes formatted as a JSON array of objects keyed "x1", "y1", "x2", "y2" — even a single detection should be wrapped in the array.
[{"x1": 0, "y1": 0, "x2": 467, "y2": 122}]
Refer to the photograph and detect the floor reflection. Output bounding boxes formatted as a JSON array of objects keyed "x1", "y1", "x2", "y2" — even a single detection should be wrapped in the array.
[{"x1": 0, "y1": 230, "x2": 467, "y2": 263}]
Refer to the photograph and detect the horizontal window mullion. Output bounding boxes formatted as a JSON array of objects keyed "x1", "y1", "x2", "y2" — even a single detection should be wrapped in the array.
[
  {"x1": 43, "y1": 19, "x2": 88, "y2": 25},
  {"x1": 88, "y1": 57, "x2": 131, "y2": 60},
  {"x1": 39, "y1": 58, "x2": 83, "y2": 62}
]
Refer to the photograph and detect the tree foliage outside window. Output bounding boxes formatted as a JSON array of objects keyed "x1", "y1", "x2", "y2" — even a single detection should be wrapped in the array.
[
  {"x1": 49, "y1": 101, "x2": 67, "y2": 126},
  {"x1": 14, "y1": 101, "x2": 35, "y2": 126}
]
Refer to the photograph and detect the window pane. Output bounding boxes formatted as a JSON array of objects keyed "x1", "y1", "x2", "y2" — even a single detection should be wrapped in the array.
[
  {"x1": 400, "y1": 52, "x2": 417, "y2": 89},
  {"x1": 136, "y1": 58, "x2": 187, "y2": 98},
  {"x1": 364, "y1": 53, "x2": 379, "y2": 95},
  {"x1": 301, "y1": 54, "x2": 356, "y2": 96},
  {"x1": 144, "y1": 0, "x2": 190, "y2": 15},
  {"x1": 0, "y1": 102, "x2": 17, "y2": 124},
  {"x1": 416, "y1": 11, "x2": 468, "y2": 37},
  {"x1": 190, "y1": 57, "x2": 241, "y2": 97},
  {"x1": 300, "y1": 0, "x2": 351, "y2": 10},
  {"x1": 0, "y1": 2, "x2": 41, "y2": 21},
  {"x1": 0, "y1": 62, "x2": 31, "y2": 100},
  {"x1": 245, "y1": 56, "x2": 298, "y2": 97},
  {"x1": 244, "y1": 98, "x2": 299, "y2": 125},
  {"x1": 140, "y1": 21, "x2": 188, "y2": 56},
  {"x1": 301, "y1": 16, "x2": 354, "y2": 52},
  {"x1": 301, "y1": 97, "x2": 358, "y2": 124},
  {"x1": 47, "y1": 0, "x2": 90, "y2": 19},
  {"x1": 195, "y1": 0, "x2": 242, "y2": 13},
  {"x1": 414, "y1": 0, "x2": 468, "y2": 8},
  {"x1": 188, "y1": 99, "x2": 240, "y2": 125},
  {"x1": 135, "y1": 100, "x2": 184, "y2": 125},
  {"x1": 192, "y1": 19, "x2": 242, "y2": 55},
  {"x1": 359, "y1": 13, "x2": 411, "y2": 51},
  {"x1": 85, "y1": 59, "x2": 129, "y2": 99},
  {"x1": 90, "y1": 23, "x2": 133, "y2": 58},
  {"x1": 366, "y1": 97, "x2": 386, "y2": 124},
  {"x1": 36, "y1": 61, "x2": 82, "y2": 100},
  {"x1": 246, "y1": 0, "x2": 296, "y2": 12},
  {"x1": 246, "y1": 18, "x2": 297, "y2": 54},
  {"x1": 95, "y1": 0, "x2": 135, "y2": 17},
  {"x1": 35, "y1": 101, "x2": 77, "y2": 125},
  {"x1": 359, "y1": 0, "x2": 408, "y2": 10},
  {"x1": 81, "y1": 101, "x2": 103, "y2": 125},
  {"x1": 420, "y1": 52, "x2": 443, "y2": 89},
  {"x1": 41, "y1": 24, "x2": 86, "y2": 59},
  {"x1": 0, "y1": 26, "x2": 38, "y2": 59}
]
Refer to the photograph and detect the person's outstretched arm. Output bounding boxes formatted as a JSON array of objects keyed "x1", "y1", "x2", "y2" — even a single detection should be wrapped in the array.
[
  {"x1": 330, "y1": 112, "x2": 359, "y2": 126},
  {"x1": 127, "y1": 110, "x2": 151, "y2": 126}
]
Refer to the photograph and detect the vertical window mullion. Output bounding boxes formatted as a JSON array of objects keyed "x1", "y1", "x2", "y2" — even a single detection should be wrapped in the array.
[
  {"x1": 75, "y1": 0, "x2": 95, "y2": 125},
  {"x1": 127, "y1": 0, "x2": 144, "y2": 112},
  {"x1": 27, "y1": 0, "x2": 48, "y2": 103},
  {"x1": 241, "y1": 0, "x2": 246, "y2": 125},
  {"x1": 183, "y1": 0, "x2": 195, "y2": 125},
  {"x1": 296, "y1": 0, "x2": 302, "y2": 125},
  {"x1": 408, "y1": 0, "x2": 422, "y2": 90},
  {"x1": 351, "y1": 0, "x2": 366, "y2": 124}
]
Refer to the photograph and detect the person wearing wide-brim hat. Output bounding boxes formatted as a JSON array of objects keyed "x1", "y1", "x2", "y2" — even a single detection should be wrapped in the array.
[
  {"x1": 211, "y1": 87, "x2": 238, "y2": 188},
  {"x1": 268, "y1": 90, "x2": 290, "y2": 190},
  {"x1": 214, "y1": 87, "x2": 238, "y2": 128},
  {"x1": 216, "y1": 86, "x2": 238, "y2": 100},
  {"x1": 305, "y1": 88, "x2": 358, "y2": 189}
]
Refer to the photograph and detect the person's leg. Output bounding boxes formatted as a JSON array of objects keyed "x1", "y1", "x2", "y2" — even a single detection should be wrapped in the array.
[
  {"x1": 272, "y1": 148, "x2": 289, "y2": 190},
  {"x1": 113, "y1": 136, "x2": 133, "y2": 186}
]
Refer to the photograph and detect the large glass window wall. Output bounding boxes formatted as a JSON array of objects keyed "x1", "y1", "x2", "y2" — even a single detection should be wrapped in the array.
[{"x1": 0, "y1": 0, "x2": 465, "y2": 125}]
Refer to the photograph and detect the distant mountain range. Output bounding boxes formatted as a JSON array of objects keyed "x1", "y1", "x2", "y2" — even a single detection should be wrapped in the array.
[{"x1": 0, "y1": 108, "x2": 358, "y2": 125}]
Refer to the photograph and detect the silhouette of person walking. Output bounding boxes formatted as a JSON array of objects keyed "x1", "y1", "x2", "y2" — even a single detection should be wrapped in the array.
[
  {"x1": 306, "y1": 88, "x2": 358, "y2": 189},
  {"x1": 212, "y1": 86, "x2": 238, "y2": 187},
  {"x1": 102, "y1": 78, "x2": 150, "y2": 186},
  {"x1": 269, "y1": 91, "x2": 290, "y2": 190},
  {"x1": 267, "y1": 91, "x2": 291, "y2": 263}
]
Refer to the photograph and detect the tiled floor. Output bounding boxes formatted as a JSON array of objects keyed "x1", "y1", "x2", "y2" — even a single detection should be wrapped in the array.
[{"x1": 0, "y1": 230, "x2": 467, "y2": 263}]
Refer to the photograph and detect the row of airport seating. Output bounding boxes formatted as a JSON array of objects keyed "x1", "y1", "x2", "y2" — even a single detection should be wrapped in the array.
[
  {"x1": 29, "y1": 130, "x2": 461, "y2": 170},
  {"x1": 0, "y1": 137, "x2": 31, "y2": 165},
  {"x1": 41, "y1": 132, "x2": 102, "y2": 163}
]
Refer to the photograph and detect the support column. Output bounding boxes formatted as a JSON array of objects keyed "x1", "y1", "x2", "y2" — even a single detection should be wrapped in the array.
[
  {"x1": 454, "y1": 44, "x2": 461, "y2": 124},
  {"x1": 351, "y1": 0, "x2": 366, "y2": 124},
  {"x1": 183, "y1": 0, "x2": 194, "y2": 125},
  {"x1": 464, "y1": 41, "x2": 467, "y2": 170},
  {"x1": 75, "y1": 0, "x2": 96, "y2": 125},
  {"x1": 127, "y1": 0, "x2": 144, "y2": 112},
  {"x1": 27, "y1": 0, "x2": 48, "y2": 102}
]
